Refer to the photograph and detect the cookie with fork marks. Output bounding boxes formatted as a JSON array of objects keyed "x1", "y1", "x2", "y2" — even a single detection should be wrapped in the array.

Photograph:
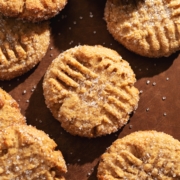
[
  {"x1": 0, "y1": 124, "x2": 67, "y2": 179},
  {"x1": 104, "y1": 0, "x2": 180, "y2": 57},
  {"x1": 0, "y1": 0, "x2": 67, "y2": 22},
  {"x1": 97, "y1": 130, "x2": 180, "y2": 179},
  {"x1": 0, "y1": 15, "x2": 50, "y2": 80},
  {"x1": 43, "y1": 45, "x2": 139, "y2": 138}
]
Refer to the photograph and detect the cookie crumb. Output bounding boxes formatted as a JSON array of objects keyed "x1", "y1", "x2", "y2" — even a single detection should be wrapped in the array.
[
  {"x1": 22, "y1": 90, "x2": 27, "y2": 94},
  {"x1": 146, "y1": 108, "x2": 149, "y2": 112},
  {"x1": 129, "y1": 124, "x2": 133, "y2": 129}
]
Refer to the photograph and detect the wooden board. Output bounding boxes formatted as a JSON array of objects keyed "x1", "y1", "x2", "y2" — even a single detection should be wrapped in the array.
[{"x1": 1, "y1": 0, "x2": 180, "y2": 179}]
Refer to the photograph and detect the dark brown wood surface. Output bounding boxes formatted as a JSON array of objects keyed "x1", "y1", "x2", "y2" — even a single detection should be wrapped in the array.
[{"x1": 1, "y1": 0, "x2": 180, "y2": 179}]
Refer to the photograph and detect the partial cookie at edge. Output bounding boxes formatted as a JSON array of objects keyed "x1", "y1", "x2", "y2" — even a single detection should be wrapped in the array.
[
  {"x1": 0, "y1": 88, "x2": 26, "y2": 127},
  {"x1": 104, "y1": 0, "x2": 180, "y2": 57},
  {"x1": 0, "y1": 0, "x2": 67, "y2": 22},
  {"x1": 0, "y1": 124, "x2": 67, "y2": 179},
  {"x1": 97, "y1": 130, "x2": 180, "y2": 179},
  {"x1": 0, "y1": 15, "x2": 50, "y2": 80}
]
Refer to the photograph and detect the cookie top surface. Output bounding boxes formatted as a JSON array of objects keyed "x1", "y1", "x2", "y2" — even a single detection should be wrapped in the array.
[
  {"x1": 0, "y1": 0, "x2": 67, "y2": 22},
  {"x1": 0, "y1": 16, "x2": 50, "y2": 80},
  {"x1": 104, "y1": 0, "x2": 180, "y2": 58},
  {"x1": 0, "y1": 88, "x2": 26, "y2": 127},
  {"x1": 43, "y1": 45, "x2": 139, "y2": 138},
  {"x1": 0, "y1": 124, "x2": 67, "y2": 179},
  {"x1": 97, "y1": 130, "x2": 180, "y2": 180}
]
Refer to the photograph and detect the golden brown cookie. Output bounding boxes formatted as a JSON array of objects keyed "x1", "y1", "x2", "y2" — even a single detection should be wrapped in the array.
[
  {"x1": 97, "y1": 130, "x2": 180, "y2": 180},
  {"x1": 104, "y1": 0, "x2": 180, "y2": 57},
  {"x1": 0, "y1": 88, "x2": 26, "y2": 127},
  {"x1": 43, "y1": 45, "x2": 139, "y2": 138},
  {"x1": 0, "y1": 124, "x2": 67, "y2": 179},
  {"x1": 0, "y1": 0, "x2": 67, "y2": 22},
  {"x1": 0, "y1": 15, "x2": 50, "y2": 80}
]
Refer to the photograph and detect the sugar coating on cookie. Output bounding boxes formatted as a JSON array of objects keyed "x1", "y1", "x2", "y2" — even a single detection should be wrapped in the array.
[
  {"x1": 0, "y1": 0, "x2": 67, "y2": 22},
  {"x1": 0, "y1": 124, "x2": 67, "y2": 179},
  {"x1": 97, "y1": 131, "x2": 180, "y2": 179},
  {"x1": 104, "y1": 0, "x2": 180, "y2": 57},
  {"x1": 0, "y1": 16, "x2": 50, "y2": 80},
  {"x1": 43, "y1": 45, "x2": 139, "y2": 138},
  {"x1": 0, "y1": 88, "x2": 26, "y2": 127}
]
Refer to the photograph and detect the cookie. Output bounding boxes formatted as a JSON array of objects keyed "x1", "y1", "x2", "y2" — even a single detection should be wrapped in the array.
[
  {"x1": 43, "y1": 45, "x2": 139, "y2": 138},
  {"x1": 0, "y1": 124, "x2": 67, "y2": 179},
  {"x1": 104, "y1": 0, "x2": 180, "y2": 57},
  {"x1": 0, "y1": 88, "x2": 26, "y2": 127},
  {"x1": 0, "y1": 0, "x2": 67, "y2": 22},
  {"x1": 97, "y1": 130, "x2": 180, "y2": 180},
  {"x1": 0, "y1": 15, "x2": 50, "y2": 80}
]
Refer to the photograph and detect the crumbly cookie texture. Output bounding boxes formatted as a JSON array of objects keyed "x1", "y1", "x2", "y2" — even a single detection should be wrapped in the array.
[
  {"x1": 97, "y1": 131, "x2": 180, "y2": 180},
  {"x1": 0, "y1": 15, "x2": 50, "y2": 80},
  {"x1": 0, "y1": 124, "x2": 67, "y2": 180},
  {"x1": 43, "y1": 45, "x2": 139, "y2": 138},
  {"x1": 0, "y1": 0, "x2": 67, "y2": 22},
  {"x1": 104, "y1": 0, "x2": 180, "y2": 58},
  {"x1": 0, "y1": 88, "x2": 26, "y2": 127}
]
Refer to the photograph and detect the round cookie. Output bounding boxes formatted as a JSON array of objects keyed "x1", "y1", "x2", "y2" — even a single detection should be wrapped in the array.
[
  {"x1": 0, "y1": 124, "x2": 67, "y2": 179},
  {"x1": 0, "y1": 0, "x2": 67, "y2": 22},
  {"x1": 43, "y1": 45, "x2": 139, "y2": 138},
  {"x1": 104, "y1": 0, "x2": 180, "y2": 57},
  {"x1": 97, "y1": 131, "x2": 180, "y2": 180},
  {"x1": 0, "y1": 15, "x2": 50, "y2": 80},
  {"x1": 0, "y1": 88, "x2": 26, "y2": 127}
]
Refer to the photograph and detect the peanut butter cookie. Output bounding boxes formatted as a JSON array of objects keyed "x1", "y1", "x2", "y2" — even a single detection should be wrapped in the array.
[
  {"x1": 0, "y1": 0, "x2": 67, "y2": 22},
  {"x1": 0, "y1": 124, "x2": 67, "y2": 179},
  {"x1": 43, "y1": 45, "x2": 139, "y2": 138},
  {"x1": 104, "y1": 0, "x2": 180, "y2": 57},
  {"x1": 0, "y1": 88, "x2": 25, "y2": 127},
  {"x1": 98, "y1": 131, "x2": 180, "y2": 179},
  {"x1": 0, "y1": 15, "x2": 50, "y2": 80}
]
